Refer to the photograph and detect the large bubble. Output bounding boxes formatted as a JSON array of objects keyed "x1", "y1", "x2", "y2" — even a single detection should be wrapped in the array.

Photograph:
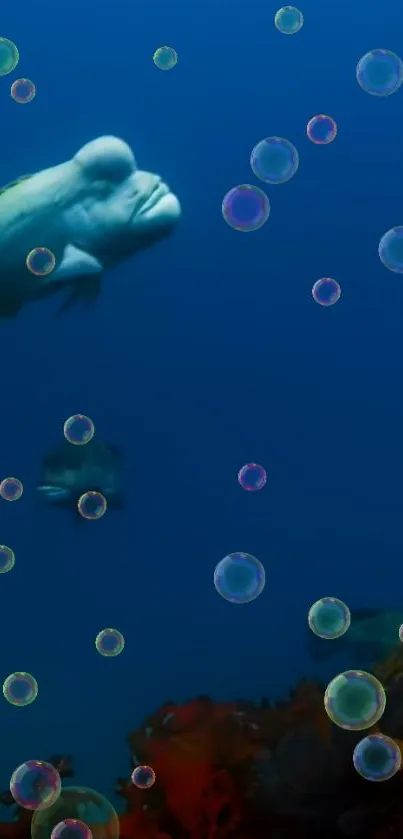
[
  {"x1": 78, "y1": 491, "x2": 107, "y2": 521},
  {"x1": 353, "y1": 733, "x2": 401, "y2": 781},
  {"x1": 214, "y1": 552, "x2": 265, "y2": 604},
  {"x1": 324, "y1": 670, "x2": 386, "y2": 730},
  {"x1": 63, "y1": 415, "x2": 95, "y2": 446},
  {"x1": 274, "y1": 6, "x2": 304, "y2": 34},
  {"x1": 356, "y1": 49, "x2": 403, "y2": 97},
  {"x1": 0, "y1": 545, "x2": 15, "y2": 574},
  {"x1": 222, "y1": 185, "x2": 270, "y2": 232},
  {"x1": 308, "y1": 597, "x2": 351, "y2": 640},
  {"x1": 0, "y1": 38, "x2": 19, "y2": 75},
  {"x1": 250, "y1": 137, "x2": 299, "y2": 185},
  {"x1": 31, "y1": 787, "x2": 119, "y2": 839},
  {"x1": 379, "y1": 226, "x2": 403, "y2": 273},
  {"x1": 26, "y1": 247, "x2": 55, "y2": 276},
  {"x1": 10, "y1": 761, "x2": 61, "y2": 810},
  {"x1": 51, "y1": 820, "x2": 92, "y2": 839}
]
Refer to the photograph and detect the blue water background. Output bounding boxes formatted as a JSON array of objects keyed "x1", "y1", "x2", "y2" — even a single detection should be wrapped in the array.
[{"x1": 0, "y1": 0, "x2": 403, "y2": 809}]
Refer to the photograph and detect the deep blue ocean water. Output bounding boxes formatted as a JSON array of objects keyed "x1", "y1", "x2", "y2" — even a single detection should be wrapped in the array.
[{"x1": 1, "y1": 0, "x2": 403, "y2": 811}]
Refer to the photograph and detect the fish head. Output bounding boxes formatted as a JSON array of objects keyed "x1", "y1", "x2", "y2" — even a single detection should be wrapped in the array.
[{"x1": 37, "y1": 440, "x2": 123, "y2": 511}]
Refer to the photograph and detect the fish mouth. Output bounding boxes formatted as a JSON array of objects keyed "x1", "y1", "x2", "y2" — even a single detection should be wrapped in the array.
[{"x1": 137, "y1": 180, "x2": 170, "y2": 216}]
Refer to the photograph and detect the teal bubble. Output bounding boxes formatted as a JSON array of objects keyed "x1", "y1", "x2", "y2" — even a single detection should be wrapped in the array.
[
  {"x1": 353, "y1": 733, "x2": 401, "y2": 781},
  {"x1": 153, "y1": 46, "x2": 177, "y2": 71},
  {"x1": 250, "y1": 137, "x2": 299, "y2": 185},
  {"x1": 324, "y1": 670, "x2": 386, "y2": 731},
  {"x1": 274, "y1": 6, "x2": 304, "y2": 35},
  {"x1": 379, "y1": 226, "x2": 403, "y2": 273},
  {"x1": 0, "y1": 38, "x2": 19, "y2": 76},
  {"x1": 356, "y1": 49, "x2": 403, "y2": 97},
  {"x1": 308, "y1": 597, "x2": 351, "y2": 639}
]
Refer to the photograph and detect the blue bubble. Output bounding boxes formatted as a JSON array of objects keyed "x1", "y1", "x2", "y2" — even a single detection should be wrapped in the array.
[
  {"x1": 250, "y1": 137, "x2": 299, "y2": 185},
  {"x1": 353, "y1": 733, "x2": 401, "y2": 781},
  {"x1": 307, "y1": 114, "x2": 337, "y2": 145},
  {"x1": 222, "y1": 185, "x2": 270, "y2": 232},
  {"x1": 356, "y1": 49, "x2": 403, "y2": 97},
  {"x1": 214, "y1": 552, "x2": 265, "y2": 604},
  {"x1": 238, "y1": 463, "x2": 267, "y2": 492},
  {"x1": 308, "y1": 597, "x2": 351, "y2": 639},
  {"x1": 312, "y1": 277, "x2": 341, "y2": 307},
  {"x1": 274, "y1": 6, "x2": 303, "y2": 34},
  {"x1": 379, "y1": 226, "x2": 403, "y2": 273}
]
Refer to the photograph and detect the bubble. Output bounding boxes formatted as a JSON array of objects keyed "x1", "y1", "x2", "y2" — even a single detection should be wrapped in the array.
[
  {"x1": 238, "y1": 463, "x2": 267, "y2": 492},
  {"x1": 378, "y1": 227, "x2": 403, "y2": 273},
  {"x1": 222, "y1": 185, "x2": 270, "y2": 232},
  {"x1": 10, "y1": 760, "x2": 61, "y2": 810},
  {"x1": 95, "y1": 628, "x2": 125, "y2": 657},
  {"x1": 307, "y1": 114, "x2": 338, "y2": 145},
  {"x1": 78, "y1": 491, "x2": 107, "y2": 521},
  {"x1": 312, "y1": 277, "x2": 341, "y2": 307},
  {"x1": 32, "y1": 787, "x2": 119, "y2": 839},
  {"x1": 63, "y1": 415, "x2": 95, "y2": 446},
  {"x1": 214, "y1": 552, "x2": 265, "y2": 604},
  {"x1": 153, "y1": 46, "x2": 178, "y2": 70},
  {"x1": 11, "y1": 78, "x2": 36, "y2": 104},
  {"x1": 274, "y1": 6, "x2": 304, "y2": 34},
  {"x1": 353, "y1": 733, "x2": 401, "y2": 781},
  {"x1": 3, "y1": 671, "x2": 38, "y2": 706},
  {"x1": 26, "y1": 247, "x2": 55, "y2": 277},
  {"x1": 324, "y1": 670, "x2": 386, "y2": 731},
  {"x1": 399, "y1": 624, "x2": 403, "y2": 642},
  {"x1": 356, "y1": 49, "x2": 403, "y2": 97},
  {"x1": 131, "y1": 765, "x2": 156, "y2": 790},
  {"x1": 250, "y1": 137, "x2": 299, "y2": 185},
  {"x1": 308, "y1": 597, "x2": 351, "y2": 640},
  {"x1": 51, "y1": 820, "x2": 92, "y2": 839},
  {"x1": 0, "y1": 38, "x2": 19, "y2": 76},
  {"x1": 0, "y1": 476, "x2": 23, "y2": 501},
  {"x1": 0, "y1": 545, "x2": 15, "y2": 573}
]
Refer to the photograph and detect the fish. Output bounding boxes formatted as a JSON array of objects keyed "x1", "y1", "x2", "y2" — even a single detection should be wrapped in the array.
[
  {"x1": 0, "y1": 135, "x2": 181, "y2": 317},
  {"x1": 307, "y1": 607, "x2": 403, "y2": 667},
  {"x1": 37, "y1": 438, "x2": 123, "y2": 511}
]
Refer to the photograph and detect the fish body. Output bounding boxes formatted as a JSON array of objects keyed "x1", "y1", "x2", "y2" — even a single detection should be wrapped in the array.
[
  {"x1": 37, "y1": 438, "x2": 123, "y2": 510},
  {"x1": 0, "y1": 136, "x2": 181, "y2": 316}
]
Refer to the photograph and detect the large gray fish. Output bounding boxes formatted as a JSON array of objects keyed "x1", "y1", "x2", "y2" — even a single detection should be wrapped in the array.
[
  {"x1": 37, "y1": 438, "x2": 123, "y2": 511},
  {"x1": 0, "y1": 135, "x2": 181, "y2": 316}
]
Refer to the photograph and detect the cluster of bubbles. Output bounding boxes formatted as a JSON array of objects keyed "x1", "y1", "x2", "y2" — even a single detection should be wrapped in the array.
[
  {"x1": 0, "y1": 37, "x2": 36, "y2": 103},
  {"x1": 307, "y1": 596, "x2": 403, "y2": 781},
  {"x1": 221, "y1": 16, "x2": 403, "y2": 297},
  {"x1": 63, "y1": 414, "x2": 106, "y2": 519},
  {"x1": 213, "y1": 462, "x2": 267, "y2": 604}
]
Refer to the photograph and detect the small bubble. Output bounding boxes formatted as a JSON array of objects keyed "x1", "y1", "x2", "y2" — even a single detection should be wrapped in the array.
[
  {"x1": 274, "y1": 6, "x2": 304, "y2": 34},
  {"x1": 78, "y1": 491, "x2": 107, "y2": 520},
  {"x1": 131, "y1": 765, "x2": 156, "y2": 789},
  {"x1": 307, "y1": 114, "x2": 337, "y2": 145},
  {"x1": 63, "y1": 415, "x2": 95, "y2": 446},
  {"x1": 312, "y1": 277, "x2": 341, "y2": 307},
  {"x1": 356, "y1": 49, "x2": 403, "y2": 97},
  {"x1": 379, "y1": 227, "x2": 403, "y2": 274},
  {"x1": 222, "y1": 185, "x2": 270, "y2": 232},
  {"x1": 238, "y1": 463, "x2": 267, "y2": 492},
  {"x1": 95, "y1": 628, "x2": 125, "y2": 657},
  {"x1": 26, "y1": 247, "x2": 55, "y2": 277},
  {"x1": 51, "y1": 820, "x2": 92, "y2": 839},
  {"x1": 0, "y1": 38, "x2": 19, "y2": 76},
  {"x1": 324, "y1": 670, "x2": 386, "y2": 730},
  {"x1": 3, "y1": 672, "x2": 38, "y2": 706},
  {"x1": 308, "y1": 597, "x2": 351, "y2": 639},
  {"x1": 353, "y1": 733, "x2": 401, "y2": 781},
  {"x1": 0, "y1": 477, "x2": 23, "y2": 501},
  {"x1": 11, "y1": 78, "x2": 36, "y2": 104},
  {"x1": 214, "y1": 552, "x2": 265, "y2": 604},
  {"x1": 250, "y1": 137, "x2": 299, "y2": 185},
  {"x1": 153, "y1": 46, "x2": 177, "y2": 70}
]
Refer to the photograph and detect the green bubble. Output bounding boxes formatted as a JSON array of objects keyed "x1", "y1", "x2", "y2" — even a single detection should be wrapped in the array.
[
  {"x1": 324, "y1": 670, "x2": 386, "y2": 731},
  {"x1": 3, "y1": 671, "x2": 38, "y2": 706},
  {"x1": 308, "y1": 597, "x2": 351, "y2": 639},
  {"x1": 153, "y1": 46, "x2": 178, "y2": 71},
  {"x1": 274, "y1": 6, "x2": 304, "y2": 35},
  {"x1": 0, "y1": 38, "x2": 19, "y2": 76}
]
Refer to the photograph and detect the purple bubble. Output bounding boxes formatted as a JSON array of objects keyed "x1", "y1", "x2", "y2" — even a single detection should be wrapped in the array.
[
  {"x1": 238, "y1": 463, "x2": 267, "y2": 492},
  {"x1": 10, "y1": 760, "x2": 61, "y2": 810},
  {"x1": 312, "y1": 277, "x2": 341, "y2": 307},
  {"x1": 250, "y1": 136, "x2": 299, "y2": 184},
  {"x1": 222, "y1": 184, "x2": 270, "y2": 232},
  {"x1": 307, "y1": 114, "x2": 337, "y2": 145}
]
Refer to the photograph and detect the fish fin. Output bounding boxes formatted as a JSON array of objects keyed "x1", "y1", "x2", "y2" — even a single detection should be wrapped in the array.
[
  {"x1": 57, "y1": 274, "x2": 103, "y2": 314},
  {"x1": 51, "y1": 244, "x2": 103, "y2": 283},
  {"x1": 37, "y1": 485, "x2": 72, "y2": 503}
]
